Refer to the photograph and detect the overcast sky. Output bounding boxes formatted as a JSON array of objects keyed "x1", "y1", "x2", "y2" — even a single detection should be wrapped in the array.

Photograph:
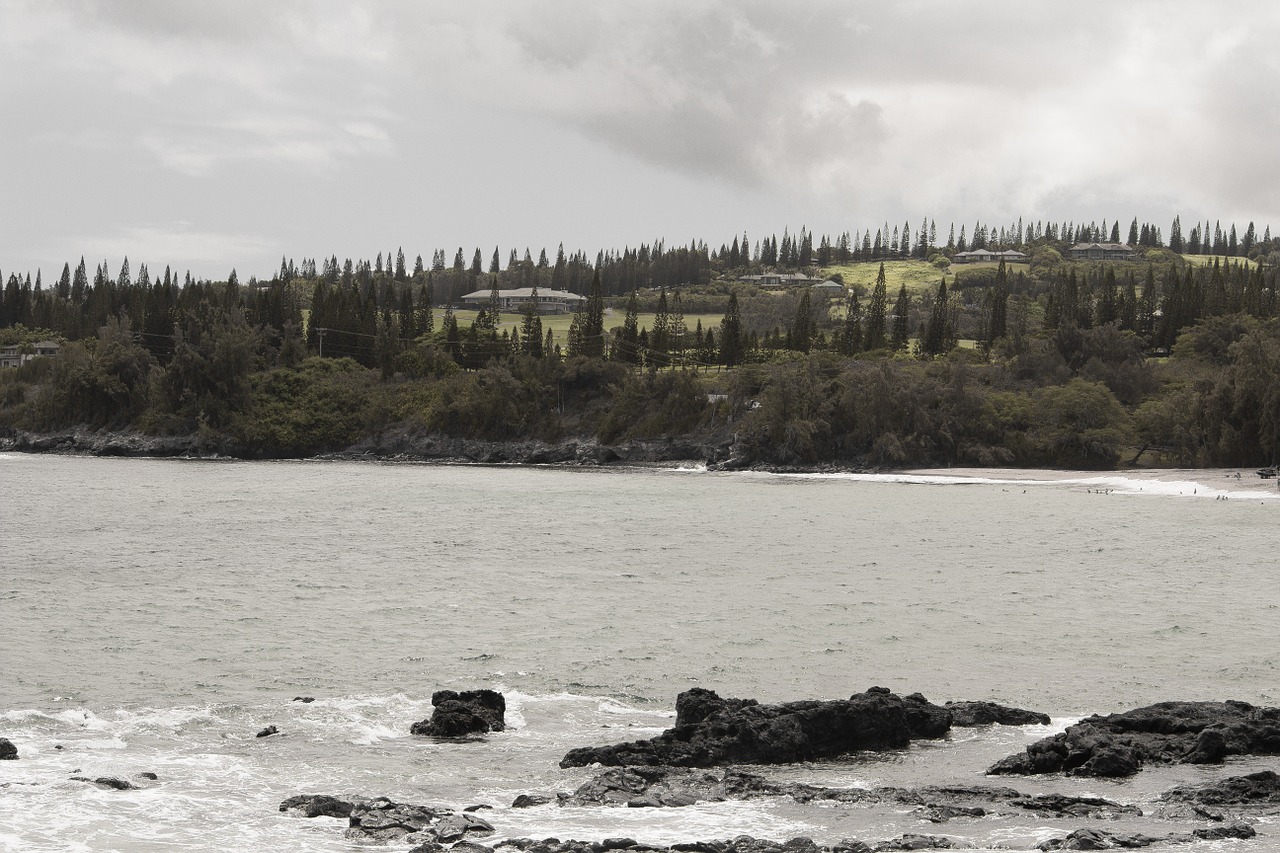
[{"x1": 2, "y1": 0, "x2": 1277, "y2": 281}]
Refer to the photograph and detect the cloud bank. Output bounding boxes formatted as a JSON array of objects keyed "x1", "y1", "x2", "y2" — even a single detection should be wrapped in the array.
[{"x1": 1, "y1": 0, "x2": 1276, "y2": 277}]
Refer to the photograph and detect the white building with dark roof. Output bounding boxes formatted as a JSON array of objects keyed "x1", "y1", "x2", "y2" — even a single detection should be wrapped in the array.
[
  {"x1": 1066, "y1": 243, "x2": 1137, "y2": 261},
  {"x1": 0, "y1": 340, "x2": 60, "y2": 368},
  {"x1": 459, "y1": 288, "x2": 585, "y2": 314},
  {"x1": 951, "y1": 249, "x2": 1029, "y2": 263}
]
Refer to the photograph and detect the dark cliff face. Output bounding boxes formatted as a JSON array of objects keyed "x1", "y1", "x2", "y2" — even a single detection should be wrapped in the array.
[{"x1": 559, "y1": 687, "x2": 954, "y2": 769}]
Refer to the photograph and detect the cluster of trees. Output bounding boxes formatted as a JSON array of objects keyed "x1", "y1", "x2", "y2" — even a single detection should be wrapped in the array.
[{"x1": 2, "y1": 213, "x2": 1279, "y2": 469}]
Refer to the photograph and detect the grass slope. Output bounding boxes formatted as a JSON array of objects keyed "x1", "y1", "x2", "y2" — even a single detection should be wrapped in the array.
[{"x1": 821, "y1": 260, "x2": 951, "y2": 296}]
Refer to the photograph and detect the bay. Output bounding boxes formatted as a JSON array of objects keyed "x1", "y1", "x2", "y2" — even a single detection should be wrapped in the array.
[{"x1": 1, "y1": 454, "x2": 1277, "y2": 852}]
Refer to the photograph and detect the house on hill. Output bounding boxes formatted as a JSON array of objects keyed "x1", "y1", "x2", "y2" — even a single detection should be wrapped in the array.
[
  {"x1": 459, "y1": 288, "x2": 585, "y2": 314},
  {"x1": 811, "y1": 279, "x2": 845, "y2": 298},
  {"x1": 740, "y1": 272, "x2": 824, "y2": 289},
  {"x1": 1066, "y1": 242, "x2": 1137, "y2": 261},
  {"x1": 0, "y1": 340, "x2": 60, "y2": 368},
  {"x1": 951, "y1": 249, "x2": 1029, "y2": 264}
]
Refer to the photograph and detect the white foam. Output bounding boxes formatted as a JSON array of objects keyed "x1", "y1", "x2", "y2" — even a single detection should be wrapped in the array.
[{"x1": 743, "y1": 469, "x2": 1279, "y2": 501}]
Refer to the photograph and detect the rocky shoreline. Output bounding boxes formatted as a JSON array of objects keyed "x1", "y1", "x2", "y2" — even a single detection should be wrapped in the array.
[
  {"x1": 265, "y1": 688, "x2": 1280, "y2": 851},
  {"x1": 11, "y1": 687, "x2": 1280, "y2": 851},
  {"x1": 0, "y1": 425, "x2": 748, "y2": 468}
]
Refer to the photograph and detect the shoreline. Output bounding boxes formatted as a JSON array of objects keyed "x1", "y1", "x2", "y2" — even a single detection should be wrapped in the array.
[
  {"x1": 900, "y1": 465, "x2": 1280, "y2": 498},
  {"x1": 3, "y1": 427, "x2": 1278, "y2": 497}
]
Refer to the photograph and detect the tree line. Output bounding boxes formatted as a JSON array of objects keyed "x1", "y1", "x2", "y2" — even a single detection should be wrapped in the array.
[{"x1": 2, "y1": 215, "x2": 1278, "y2": 470}]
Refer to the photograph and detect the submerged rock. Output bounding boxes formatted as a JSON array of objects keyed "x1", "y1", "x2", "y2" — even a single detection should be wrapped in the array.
[
  {"x1": 279, "y1": 794, "x2": 355, "y2": 818},
  {"x1": 944, "y1": 701, "x2": 1050, "y2": 727},
  {"x1": 0, "y1": 738, "x2": 16, "y2": 760},
  {"x1": 72, "y1": 776, "x2": 136, "y2": 790},
  {"x1": 282, "y1": 794, "x2": 493, "y2": 845},
  {"x1": 988, "y1": 700, "x2": 1280, "y2": 778},
  {"x1": 518, "y1": 766, "x2": 1139, "y2": 824},
  {"x1": 411, "y1": 689, "x2": 506, "y2": 737},
  {"x1": 1162, "y1": 770, "x2": 1280, "y2": 807},
  {"x1": 560, "y1": 687, "x2": 951, "y2": 768},
  {"x1": 1036, "y1": 821, "x2": 1256, "y2": 850}
]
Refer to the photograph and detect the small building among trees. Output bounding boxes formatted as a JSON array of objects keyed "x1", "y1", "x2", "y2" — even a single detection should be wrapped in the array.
[
  {"x1": 1066, "y1": 242, "x2": 1138, "y2": 261},
  {"x1": 459, "y1": 287, "x2": 585, "y2": 314},
  {"x1": 739, "y1": 272, "x2": 824, "y2": 289},
  {"x1": 0, "y1": 340, "x2": 60, "y2": 368},
  {"x1": 951, "y1": 249, "x2": 1030, "y2": 264}
]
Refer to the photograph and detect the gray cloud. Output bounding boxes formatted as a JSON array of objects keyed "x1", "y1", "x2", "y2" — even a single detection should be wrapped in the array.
[{"x1": 1, "y1": 0, "x2": 1277, "y2": 279}]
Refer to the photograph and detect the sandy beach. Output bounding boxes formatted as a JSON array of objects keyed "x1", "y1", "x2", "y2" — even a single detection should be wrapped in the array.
[{"x1": 901, "y1": 466, "x2": 1280, "y2": 500}]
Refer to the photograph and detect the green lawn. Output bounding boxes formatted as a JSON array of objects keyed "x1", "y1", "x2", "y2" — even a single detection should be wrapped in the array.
[
  {"x1": 821, "y1": 260, "x2": 953, "y2": 296},
  {"x1": 1180, "y1": 254, "x2": 1255, "y2": 269}
]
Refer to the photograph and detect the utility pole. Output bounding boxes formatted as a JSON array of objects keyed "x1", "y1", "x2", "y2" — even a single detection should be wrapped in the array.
[{"x1": 317, "y1": 327, "x2": 326, "y2": 358}]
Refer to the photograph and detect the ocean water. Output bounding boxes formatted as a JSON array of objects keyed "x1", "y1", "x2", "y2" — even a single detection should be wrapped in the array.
[{"x1": 1, "y1": 454, "x2": 1277, "y2": 852}]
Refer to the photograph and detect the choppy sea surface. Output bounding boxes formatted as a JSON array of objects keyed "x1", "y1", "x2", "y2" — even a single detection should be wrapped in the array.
[{"x1": 2, "y1": 454, "x2": 1277, "y2": 852}]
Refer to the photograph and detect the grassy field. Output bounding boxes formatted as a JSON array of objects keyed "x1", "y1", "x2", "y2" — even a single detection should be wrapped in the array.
[
  {"x1": 1180, "y1": 254, "x2": 1256, "y2": 269},
  {"x1": 821, "y1": 260, "x2": 953, "y2": 296}
]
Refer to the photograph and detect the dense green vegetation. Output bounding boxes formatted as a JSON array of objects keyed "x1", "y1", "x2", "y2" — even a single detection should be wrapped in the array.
[{"x1": 1, "y1": 215, "x2": 1278, "y2": 469}]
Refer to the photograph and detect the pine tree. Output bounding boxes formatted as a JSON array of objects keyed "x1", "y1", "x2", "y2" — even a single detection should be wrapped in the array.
[
  {"x1": 418, "y1": 279, "x2": 434, "y2": 336},
  {"x1": 1097, "y1": 267, "x2": 1119, "y2": 325},
  {"x1": 1169, "y1": 216, "x2": 1184, "y2": 253},
  {"x1": 841, "y1": 292, "x2": 863, "y2": 355},
  {"x1": 618, "y1": 289, "x2": 640, "y2": 364},
  {"x1": 718, "y1": 290, "x2": 743, "y2": 366},
  {"x1": 890, "y1": 285, "x2": 911, "y2": 351},
  {"x1": 670, "y1": 290, "x2": 687, "y2": 366},
  {"x1": 864, "y1": 263, "x2": 888, "y2": 350},
  {"x1": 985, "y1": 260, "x2": 1008, "y2": 347},
  {"x1": 651, "y1": 286, "x2": 670, "y2": 363},
  {"x1": 521, "y1": 286, "x2": 544, "y2": 357},
  {"x1": 921, "y1": 279, "x2": 951, "y2": 356},
  {"x1": 581, "y1": 269, "x2": 605, "y2": 358},
  {"x1": 443, "y1": 302, "x2": 460, "y2": 359},
  {"x1": 792, "y1": 288, "x2": 812, "y2": 353}
]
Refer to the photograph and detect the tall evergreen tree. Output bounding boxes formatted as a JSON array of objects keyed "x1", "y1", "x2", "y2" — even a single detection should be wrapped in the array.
[
  {"x1": 719, "y1": 290, "x2": 744, "y2": 366},
  {"x1": 520, "y1": 286, "x2": 544, "y2": 357},
  {"x1": 864, "y1": 263, "x2": 888, "y2": 350},
  {"x1": 792, "y1": 288, "x2": 813, "y2": 353},
  {"x1": 618, "y1": 289, "x2": 640, "y2": 364},
  {"x1": 890, "y1": 285, "x2": 911, "y2": 351},
  {"x1": 985, "y1": 260, "x2": 1009, "y2": 347},
  {"x1": 581, "y1": 269, "x2": 605, "y2": 358},
  {"x1": 921, "y1": 279, "x2": 951, "y2": 356}
]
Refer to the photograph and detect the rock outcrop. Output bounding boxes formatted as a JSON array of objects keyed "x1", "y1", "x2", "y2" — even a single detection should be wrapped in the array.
[
  {"x1": 72, "y1": 776, "x2": 136, "y2": 790},
  {"x1": 944, "y1": 701, "x2": 1050, "y2": 727},
  {"x1": 988, "y1": 700, "x2": 1280, "y2": 778},
  {"x1": 487, "y1": 836, "x2": 974, "y2": 853},
  {"x1": 519, "y1": 766, "x2": 1138, "y2": 822},
  {"x1": 1036, "y1": 821, "x2": 1255, "y2": 850},
  {"x1": 560, "y1": 688, "x2": 952, "y2": 768},
  {"x1": 410, "y1": 690, "x2": 506, "y2": 737},
  {"x1": 0, "y1": 738, "x2": 16, "y2": 760},
  {"x1": 1162, "y1": 770, "x2": 1280, "y2": 808},
  {"x1": 279, "y1": 794, "x2": 355, "y2": 818},
  {"x1": 280, "y1": 794, "x2": 494, "y2": 845}
]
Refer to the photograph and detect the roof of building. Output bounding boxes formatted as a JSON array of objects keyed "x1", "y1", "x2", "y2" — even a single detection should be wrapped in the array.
[
  {"x1": 460, "y1": 287, "x2": 585, "y2": 301},
  {"x1": 1069, "y1": 242, "x2": 1135, "y2": 251}
]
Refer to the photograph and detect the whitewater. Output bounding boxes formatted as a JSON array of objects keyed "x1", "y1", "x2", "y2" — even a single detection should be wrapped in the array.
[{"x1": 2, "y1": 454, "x2": 1277, "y2": 852}]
